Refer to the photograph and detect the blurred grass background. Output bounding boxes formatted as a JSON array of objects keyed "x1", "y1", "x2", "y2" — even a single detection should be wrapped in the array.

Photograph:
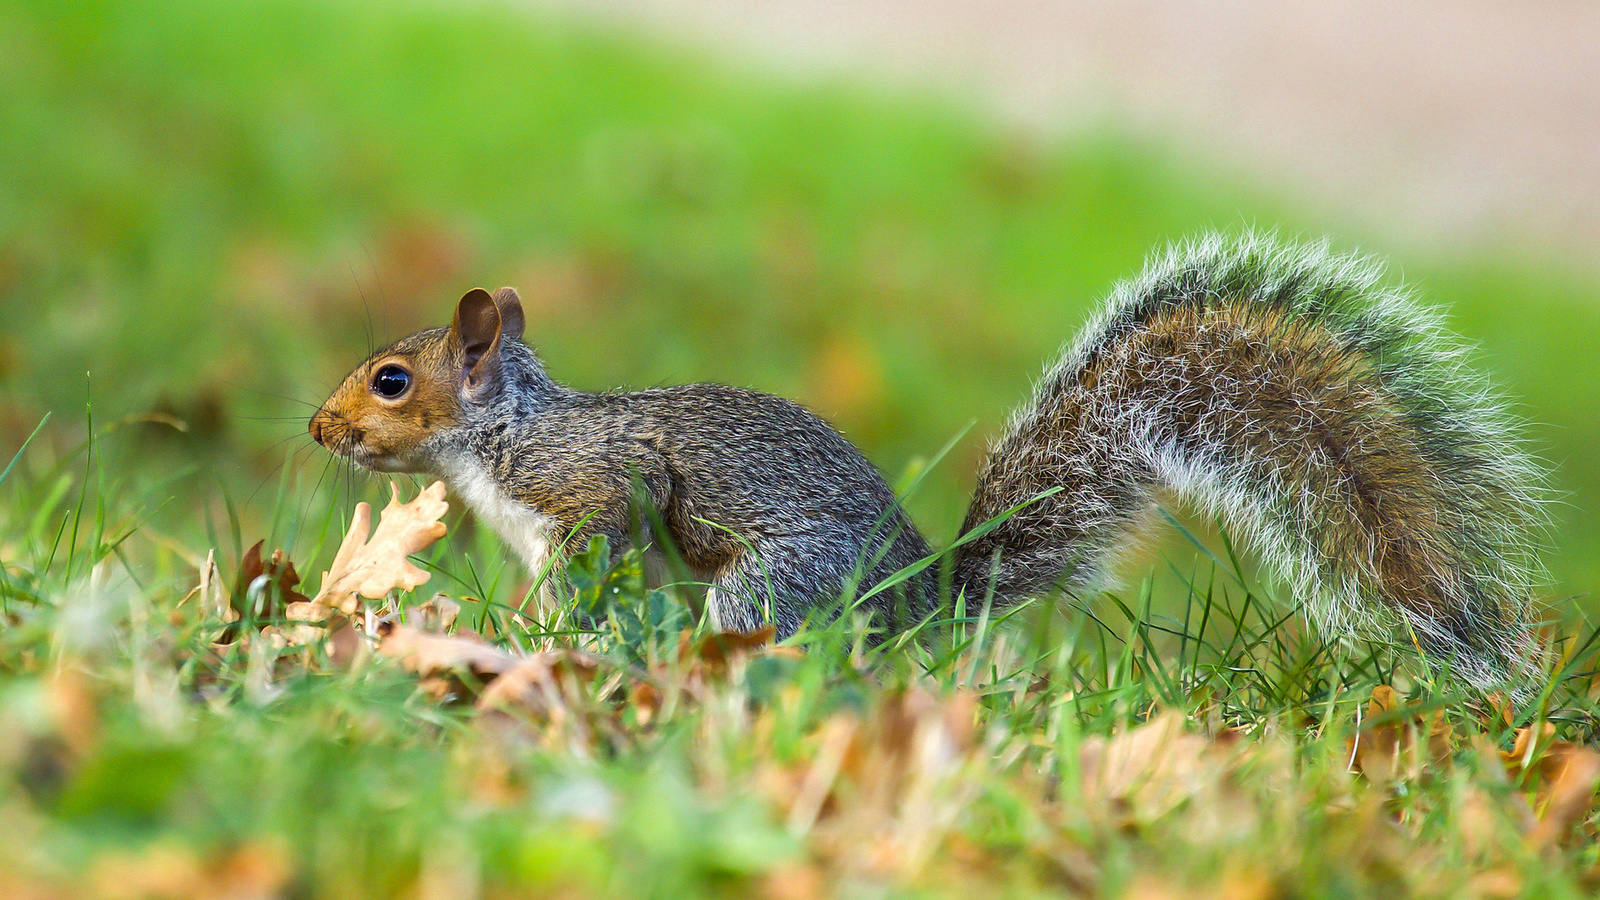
[{"x1": 2, "y1": 0, "x2": 1597, "y2": 597}]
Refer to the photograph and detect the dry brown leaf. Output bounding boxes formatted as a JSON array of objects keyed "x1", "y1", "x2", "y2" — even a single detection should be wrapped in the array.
[
  {"x1": 1500, "y1": 724, "x2": 1600, "y2": 847},
  {"x1": 1485, "y1": 721, "x2": 1600, "y2": 849},
  {"x1": 627, "y1": 681, "x2": 663, "y2": 727},
  {"x1": 1530, "y1": 744, "x2": 1600, "y2": 845},
  {"x1": 1502, "y1": 722, "x2": 1557, "y2": 772},
  {"x1": 475, "y1": 653, "x2": 602, "y2": 717},
  {"x1": 201, "y1": 483, "x2": 446, "y2": 659},
  {"x1": 376, "y1": 621, "x2": 603, "y2": 715},
  {"x1": 215, "y1": 541, "x2": 319, "y2": 655},
  {"x1": 783, "y1": 687, "x2": 983, "y2": 882},
  {"x1": 272, "y1": 600, "x2": 331, "y2": 648},
  {"x1": 312, "y1": 481, "x2": 449, "y2": 616},
  {"x1": 1479, "y1": 691, "x2": 1516, "y2": 729},
  {"x1": 1080, "y1": 710, "x2": 1216, "y2": 822},
  {"x1": 407, "y1": 594, "x2": 461, "y2": 632},
  {"x1": 231, "y1": 540, "x2": 309, "y2": 622},
  {"x1": 661, "y1": 626, "x2": 805, "y2": 704},
  {"x1": 325, "y1": 619, "x2": 365, "y2": 668},
  {"x1": 681, "y1": 625, "x2": 777, "y2": 673},
  {"x1": 87, "y1": 840, "x2": 289, "y2": 900},
  {"x1": 1348, "y1": 684, "x2": 1454, "y2": 781},
  {"x1": 376, "y1": 622, "x2": 520, "y2": 693}
]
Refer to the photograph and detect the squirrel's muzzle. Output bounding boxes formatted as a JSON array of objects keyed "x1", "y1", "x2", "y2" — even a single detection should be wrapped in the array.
[{"x1": 308, "y1": 411, "x2": 329, "y2": 448}]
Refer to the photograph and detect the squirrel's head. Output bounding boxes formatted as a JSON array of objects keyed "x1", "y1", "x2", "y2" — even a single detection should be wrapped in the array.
[{"x1": 309, "y1": 287, "x2": 526, "y2": 473}]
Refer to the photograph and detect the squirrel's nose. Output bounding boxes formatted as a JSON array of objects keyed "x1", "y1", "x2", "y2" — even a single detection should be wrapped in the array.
[{"x1": 308, "y1": 413, "x2": 325, "y2": 446}]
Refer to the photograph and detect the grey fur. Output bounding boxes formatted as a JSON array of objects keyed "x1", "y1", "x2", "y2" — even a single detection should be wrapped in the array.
[{"x1": 418, "y1": 341, "x2": 935, "y2": 638}]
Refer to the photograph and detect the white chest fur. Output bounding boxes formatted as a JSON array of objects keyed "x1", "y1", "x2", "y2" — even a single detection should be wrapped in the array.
[{"x1": 438, "y1": 455, "x2": 560, "y2": 592}]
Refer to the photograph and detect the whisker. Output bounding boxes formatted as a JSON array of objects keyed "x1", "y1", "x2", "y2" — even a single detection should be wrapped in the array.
[
  {"x1": 237, "y1": 415, "x2": 321, "y2": 424},
  {"x1": 363, "y1": 243, "x2": 391, "y2": 340},
  {"x1": 302, "y1": 451, "x2": 338, "y2": 530},
  {"x1": 350, "y1": 260, "x2": 375, "y2": 358},
  {"x1": 225, "y1": 382, "x2": 324, "y2": 411}
]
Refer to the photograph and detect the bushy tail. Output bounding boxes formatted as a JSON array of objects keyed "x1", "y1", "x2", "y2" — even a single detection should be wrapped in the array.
[{"x1": 953, "y1": 233, "x2": 1547, "y2": 688}]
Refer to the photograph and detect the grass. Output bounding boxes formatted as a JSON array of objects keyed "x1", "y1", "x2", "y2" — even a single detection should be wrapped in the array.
[{"x1": 4, "y1": 0, "x2": 1600, "y2": 896}]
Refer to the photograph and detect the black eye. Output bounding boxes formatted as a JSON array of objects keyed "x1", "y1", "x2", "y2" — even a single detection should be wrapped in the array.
[{"x1": 372, "y1": 365, "x2": 411, "y2": 399}]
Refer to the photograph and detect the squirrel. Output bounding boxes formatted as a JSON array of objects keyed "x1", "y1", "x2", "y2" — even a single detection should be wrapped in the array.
[{"x1": 309, "y1": 233, "x2": 1546, "y2": 689}]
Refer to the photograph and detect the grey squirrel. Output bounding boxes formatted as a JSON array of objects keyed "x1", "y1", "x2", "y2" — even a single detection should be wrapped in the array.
[{"x1": 309, "y1": 233, "x2": 1546, "y2": 688}]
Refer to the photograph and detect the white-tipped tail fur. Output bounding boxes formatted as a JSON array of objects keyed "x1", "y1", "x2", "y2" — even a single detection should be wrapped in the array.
[{"x1": 955, "y1": 232, "x2": 1547, "y2": 689}]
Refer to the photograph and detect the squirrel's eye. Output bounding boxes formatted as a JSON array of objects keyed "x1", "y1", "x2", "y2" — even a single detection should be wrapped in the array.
[{"x1": 372, "y1": 365, "x2": 412, "y2": 399}]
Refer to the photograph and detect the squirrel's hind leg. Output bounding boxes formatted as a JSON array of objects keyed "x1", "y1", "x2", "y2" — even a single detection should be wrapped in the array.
[
  {"x1": 706, "y1": 552, "x2": 802, "y2": 639},
  {"x1": 705, "y1": 539, "x2": 849, "y2": 639},
  {"x1": 705, "y1": 533, "x2": 937, "y2": 642}
]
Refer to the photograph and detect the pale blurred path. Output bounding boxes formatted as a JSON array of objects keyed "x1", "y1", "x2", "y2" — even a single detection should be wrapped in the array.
[{"x1": 534, "y1": 0, "x2": 1600, "y2": 265}]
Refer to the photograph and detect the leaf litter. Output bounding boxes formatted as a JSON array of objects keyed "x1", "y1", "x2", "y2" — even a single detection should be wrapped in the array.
[
  {"x1": 15, "y1": 478, "x2": 1600, "y2": 898},
  {"x1": 259, "y1": 485, "x2": 1600, "y2": 892}
]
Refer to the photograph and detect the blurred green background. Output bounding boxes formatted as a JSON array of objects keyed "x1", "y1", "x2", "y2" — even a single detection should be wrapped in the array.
[{"x1": 1, "y1": 0, "x2": 1596, "y2": 598}]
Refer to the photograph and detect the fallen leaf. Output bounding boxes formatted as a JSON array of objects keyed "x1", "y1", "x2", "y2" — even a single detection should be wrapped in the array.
[
  {"x1": 376, "y1": 622, "x2": 520, "y2": 697},
  {"x1": 198, "y1": 550, "x2": 233, "y2": 624},
  {"x1": 1484, "y1": 721, "x2": 1600, "y2": 849},
  {"x1": 325, "y1": 618, "x2": 365, "y2": 668},
  {"x1": 1348, "y1": 684, "x2": 1454, "y2": 781},
  {"x1": 407, "y1": 594, "x2": 461, "y2": 632},
  {"x1": 1503, "y1": 725, "x2": 1600, "y2": 848},
  {"x1": 1502, "y1": 723, "x2": 1557, "y2": 773},
  {"x1": 230, "y1": 540, "x2": 309, "y2": 622},
  {"x1": 1532, "y1": 744, "x2": 1600, "y2": 845},
  {"x1": 312, "y1": 481, "x2": 449, "y2": 616},
  {"x1": 627, "y1": 681, "x2": 663, "y2": 727},
  {"x1": 375, "y1": 621, "x2": 603, "y2": 713},
  {"x1": 1478, "y1": 692, "x2": 1516, "y2": 729},
  {"x1": 475, "y1": 653, "x2": 601, "y2": 717},
  {"x1": 1080, "y1": 710, "x2": 1216, "y2": 822},
  {"x1": 682, "y1": 625, "x2": 777, "y2": 673},
  {"x1": 783, "y1": 687, "x2": 983, "y2": 881}
]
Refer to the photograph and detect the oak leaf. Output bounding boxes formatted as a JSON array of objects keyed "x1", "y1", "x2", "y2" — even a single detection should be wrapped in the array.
[{"x1": 312, "y1": 481, "x2": 449, "y2": 616}]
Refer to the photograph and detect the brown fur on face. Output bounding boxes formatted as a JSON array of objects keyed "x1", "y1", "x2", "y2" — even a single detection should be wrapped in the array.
[
  {"x1": 308, "y1": 327, "x2": 463, "y2": 473},
  {"x1": 309, "y1": 287, "x2": 523, "y2": 472}
]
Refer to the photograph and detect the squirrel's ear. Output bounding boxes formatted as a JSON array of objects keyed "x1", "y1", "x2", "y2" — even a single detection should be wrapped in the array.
[
  {"x1": 452, "y1": 288, "x2": 503, "y2": 387},
  {"x1": 491, "y1": 287, "x2": 525, "y2": 343}
]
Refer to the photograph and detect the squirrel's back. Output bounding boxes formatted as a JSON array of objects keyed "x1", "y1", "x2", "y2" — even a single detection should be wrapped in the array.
[{"x1": 956, "y1": 233, "x2": 1546, "y2": 687}]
